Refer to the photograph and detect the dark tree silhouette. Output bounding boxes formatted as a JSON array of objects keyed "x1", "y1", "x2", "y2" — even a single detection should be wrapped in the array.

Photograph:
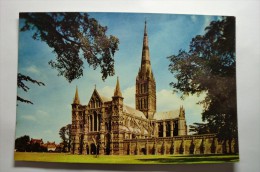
[
  {"x1": 189, "y1": 122, "x2": 210, "y2": 135},
  {"x1": 59, "y1": 124, "x2": 71, "y2": 152},
  {"x1": 20, "y1": 12, "x2": 119, "y2": 82},
  {"x1": 17, "y1": 73, "x2": 45, "y2": 104},
  {"x1": 18, "y1": 12, "x2": 119, "y2": 104},
  {"x1": 168, "y1": 17, "x2": 237, "y2": 153},
  {"x1": 15, "y1": 135, "x2": 30, "y2": 152}
]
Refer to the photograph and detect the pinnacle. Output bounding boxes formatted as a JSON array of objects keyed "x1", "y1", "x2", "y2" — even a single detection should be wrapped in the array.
[
  {"x1": 114, "y1": 76, "x2": 122, "y2": 97},
  {"x1": 73, "y1": 86, "x2": 80, "y2": 104}
]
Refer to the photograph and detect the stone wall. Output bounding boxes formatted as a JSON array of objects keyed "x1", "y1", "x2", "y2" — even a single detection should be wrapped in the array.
[{"x1": 122, "y1": 134, "x2": 236, "y2": 155}]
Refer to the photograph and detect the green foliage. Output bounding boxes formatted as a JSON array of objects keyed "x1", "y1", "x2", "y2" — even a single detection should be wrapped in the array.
[
  {"x1": 15, "y1": 135, "x2": 30, "y2": 152},
  {"x1": 168, "y1": 17, "x2": 237, "y2": 145},
  {"x1": 189, "y1": 122, "x2": 210, "y2": 135},
  {"x1": 20, "y1": 12, "x2": 119, "y2": 82},
  {"x1": 17, "y1": 73, "x2": 45, "y2": 104},
  {"x1": 59, "y1": 124, "x2": 71, "y2": 152}
]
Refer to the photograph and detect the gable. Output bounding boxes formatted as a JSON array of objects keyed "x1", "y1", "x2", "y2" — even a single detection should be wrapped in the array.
[{"x1": 87, "y1": 89, "x2": 112, "y2": 107}]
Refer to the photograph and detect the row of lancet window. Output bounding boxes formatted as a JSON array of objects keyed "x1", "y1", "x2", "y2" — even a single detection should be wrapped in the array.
[
  {"x1": 89, "y1": 99, "x2": 101, "y2": 108},
  {"x1": 88, "y1": 112, "x2": 100, "y2": 132},
  {"x1": 138, "y1": 83, "x2": 148, "y2": 94},
  {"x1": 139, "y1": 98, "x2": 147, "y2": 109},
  {"x1": 158, "y1": 121, "x2": 178, "y2": 137}
]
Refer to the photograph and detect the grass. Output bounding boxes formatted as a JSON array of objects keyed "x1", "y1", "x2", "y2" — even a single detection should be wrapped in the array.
[{"x1": 14, "y1": 152, "x2": 239, "y2": 164}]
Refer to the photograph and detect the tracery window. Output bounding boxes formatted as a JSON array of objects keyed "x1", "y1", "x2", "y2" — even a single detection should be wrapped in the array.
[
  {"x1": 166, "y1": 121, "x2": 171, "y2": 137},
  {"x1": 158, "y1": 123, "x2": 163, "y2": 137}
]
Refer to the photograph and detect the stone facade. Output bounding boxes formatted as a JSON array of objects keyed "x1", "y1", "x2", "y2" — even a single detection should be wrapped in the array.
[{"x1": 70, "y1": 22, "x2": 229, "y2": 155}]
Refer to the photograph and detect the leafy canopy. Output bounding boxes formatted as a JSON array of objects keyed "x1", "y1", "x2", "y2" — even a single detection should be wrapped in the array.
[
  {"x1": 59, "y1": 124, "x2": 71, "y2": 152},
  {"x1": 20, "y1": 12, "x2": 119, "y2": 82},
  {"x1": 168, "y1": 17, "x2": 237, "y2": 142},
  {"x1": 18, "y1": 13, "x2": 119, "y2": 104}
]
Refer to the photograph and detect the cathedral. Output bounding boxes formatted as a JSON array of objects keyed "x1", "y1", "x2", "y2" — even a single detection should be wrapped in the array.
[{"x1": 70, "y1": 22, "x2": 230, "y2": 155}]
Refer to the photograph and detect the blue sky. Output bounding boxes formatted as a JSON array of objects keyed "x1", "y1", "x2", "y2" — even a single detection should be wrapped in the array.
[{"x1": 16, "y1": 12, "x2": 220, "y2": 143}]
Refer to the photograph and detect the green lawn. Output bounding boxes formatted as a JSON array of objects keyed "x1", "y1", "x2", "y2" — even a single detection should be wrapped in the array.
[{"x1": 14, "y1": 152, "x2": 239, "y2": 164}]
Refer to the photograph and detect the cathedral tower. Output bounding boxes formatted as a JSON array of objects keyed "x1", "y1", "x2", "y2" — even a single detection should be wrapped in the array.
[
  {"x1": 178, "y1": 106, "x2": 187, "y2": 136},
  {"x1": 71, "y1": 86, "x2": 81, "y2": 154},
  {"x1": 136, "y1": 21, "x2": 156, "y2": 119},
  {"x1": 112, "y1": 77, "x2": 124, "y2": 155}
]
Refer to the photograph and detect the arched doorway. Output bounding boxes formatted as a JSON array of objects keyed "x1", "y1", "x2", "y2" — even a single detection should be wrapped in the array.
[
  {"x1": 105, "y1": 133, "x2": 111, "y2": 155},
  {"x1": 86, "y1": 144, "x2": 89, "y2": 155},
  {"x1": 141, "y1": 148, "x2": 146, "y2": 155},
  {"x1": 90, "y1": 143, "x2": 96, "y2": 155}
]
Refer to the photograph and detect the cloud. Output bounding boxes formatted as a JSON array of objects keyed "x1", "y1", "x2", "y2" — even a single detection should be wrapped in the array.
[
  {"x1": 99, "y1": 86, "x2": 114, "y2": 98},
  {"x1": 191, "y1": 15, "x2": 197, "y2": 23},
  {"x1": 36, "y1": 110, "x2": 49, "y2": 117},
  {"x1": 156, "y1": 89, "x2": 206, "y2": 124},
  {"x1": 25, "y1": 65, "x2": 40, "y2": 74},
  {"x1": 21, "y1": 115, "x2": 36, "y2": 121},
  {"x1": 157, "y1": 89, "x2": 182, "y2": 111},
  {"x1": 200, "y1": 16, "x2": 214, "y2": 34},
  {"x1": 122, "y1": 86, "x2": 135, "y2": 108},
  {"x1": 97, "y1": 85, "x2": 205, "y2": 124},
  {"x1": 99, "y1": 85, "x2": 136, "y2": 108},
  {"x1": 43, "y1": 130, "x2": 52, "y2": 135}
]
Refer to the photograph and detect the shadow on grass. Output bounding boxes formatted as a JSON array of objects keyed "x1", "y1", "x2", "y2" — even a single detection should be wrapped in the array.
[{"x1": 137, "y1": 154, "x2": 239, "y2": 164}]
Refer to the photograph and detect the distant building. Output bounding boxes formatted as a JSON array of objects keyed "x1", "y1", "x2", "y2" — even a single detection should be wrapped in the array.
[
  {"x1": 70, "y1": 22, "x2": 232, "y2": 155},
  {"x1": 42, "y1": 141, "x2": 57, "y2": 152},
  {"x1": 29, "y1": 138, "x2": 44, "y2": 145}
]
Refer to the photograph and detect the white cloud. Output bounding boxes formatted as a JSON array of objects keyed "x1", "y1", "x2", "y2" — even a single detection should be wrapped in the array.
[
  {"x1": 21, "y1": 115, "x2": 36, "y2": 121},
  {"x1": 26, "y1": 65, "x2": 40, "y2": 74},
  {"x1": 36, "y1": 110, "x2": 49, "y2": 117},
  {"x1": 122, "y1": 86, "x2": 135, "y2": 108},
  {"x1": 157, "y1": 89, "x2": 182, "y2": 111},
  {"x1": 43, "y1": 130, "x2": 52, "y2": 135},
  {"x1": 191, "y1": 15, "x2": 197, "y2": 23},
  {"x1": 200, "y1": 16, "x2": 214, "y2": 34},
  {"x1": 98, "y1": 85, "x2": 136, "y2": 108},
  {"x1": 157, "y1": 89, "x2": 206, "y2": 124},
  {"x1": 99, "y1": 86, "x2": 114, "y2": 98}
]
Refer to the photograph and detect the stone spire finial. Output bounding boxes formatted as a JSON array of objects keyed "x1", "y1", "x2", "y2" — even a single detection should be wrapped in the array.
[
  {"x1": 73, "y1": 86, "x2": 80, "y2": 104},
  {"x1": 144, "y1": 20, "x2": 147, "y2": 36},
  {"x1": 114, "y1": 76, "x2": 122, "y2": 97},
  {"x1": 179, "y1": 105, "x2": 185, "y2": 118},
  {"x1": 141, "y1": 20, "x2": 151, "y2": 74}
]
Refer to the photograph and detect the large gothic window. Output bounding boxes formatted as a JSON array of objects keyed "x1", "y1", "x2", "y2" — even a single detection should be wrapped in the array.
[
  {"x1": 174, "y1": 121, "x2": 178, "y2": 136},
  {"x1": 94, "y1": 111, "x2": 98, "y2": 131},
  {"x1": 158, "y1": 123, "x2": 163, "y2": 137},
  {"x1": 90, "y1": 115, "x2": 93, "y2": 131},
  {"x1": 166, "y1": 122, "x2": 171, "y2": 137}
]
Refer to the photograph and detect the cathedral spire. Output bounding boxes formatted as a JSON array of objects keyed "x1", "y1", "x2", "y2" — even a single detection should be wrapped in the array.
[
  {"x1": 136, "y1": 21, "x2": 156, "y2": 119},
  {"x1": 73, "y1": 86, "x2": 80, "y2": 104},
  {"x1": 141, "y1": 20, "x2": 151, "y2": 73},
  {"x1": 114, "y1": 76, "x2": 122, "y2": 97}
]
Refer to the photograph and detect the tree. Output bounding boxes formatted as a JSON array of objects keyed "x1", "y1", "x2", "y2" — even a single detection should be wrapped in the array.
[
  {"x1": 189, "y1": 122, "x2": 210, "y2": 135},
  {"x1": 20, "y1": 12, "x2": 119, "y2": 82},
  {"x1": 15, "y1": 135, "x2": 30, "y2": 152},
  {"x1": 59, "y1": 124, "x2": 71, "y2": 152},
  {"x1": 17, "y1": 73, "x2": 45, "y2": 104},
  {"x1": 18, "y1": 12, "x2": 119, "y2": 104},
  {"x1": 168, "y1": 17, "x2": 237, "y2": 153}
]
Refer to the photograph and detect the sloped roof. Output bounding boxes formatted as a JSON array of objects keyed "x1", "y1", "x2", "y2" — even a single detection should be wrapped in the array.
[
  {"x1": 30, "y1": 138, "x2": 43, "y2": 144},
  {"x1": 153, "y1": 110, "x2": 179, "y2": 120},
  {"x1": 88, "y1": 89, "x2": 112, "y2": 104},
  {"x1": 120, "y1": 125, "x2": 147, "y2": 135},
  {"x1": 99, "y1": 95, "x2": 112, "y2": 102},
  {"x1": 123, "y1": 105, "x2": 146, "y2": 119}
]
